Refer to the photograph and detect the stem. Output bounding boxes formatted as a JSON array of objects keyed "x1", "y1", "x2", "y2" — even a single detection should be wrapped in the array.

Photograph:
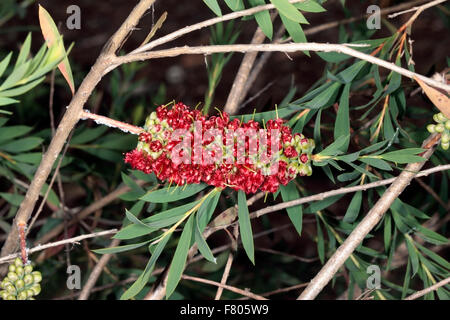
[{"x1": 80, "y1": 110, "x2": 144, "y2": 135}]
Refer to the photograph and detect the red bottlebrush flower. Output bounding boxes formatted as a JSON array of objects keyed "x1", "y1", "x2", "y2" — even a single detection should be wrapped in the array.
[
  {"x1": 284, "y1": 146, "x2": 298, "y2": 158},
  {"x1": 124, "y1": 102, "x2": 314, "y2": 194},
  {"x1": 150, "y1": 140, "x2": 163, "y2": 152},
  {"x1": 138, "y1": 132, "x2": 152, "y2": 143},
  {"x1": 300, "y1": 154, "x2": 309, "y2": 163}
]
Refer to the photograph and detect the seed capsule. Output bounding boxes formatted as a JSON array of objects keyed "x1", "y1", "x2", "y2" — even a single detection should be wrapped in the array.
[
  {"x1": 427, "y1": 124, "x2": 436, "y2": 133},
  {"x1": 445, "y1": 120, "x2": 450, "y2": 130},
  {"x1": 8, "y1": 264, "x2": 16, "y2": 273},
  {"x1": 6, "y1": 295, "x2": 16, "y2": 300},
  {"x1": 442, "y1": 142, "x2": 449, "y2": 150}
]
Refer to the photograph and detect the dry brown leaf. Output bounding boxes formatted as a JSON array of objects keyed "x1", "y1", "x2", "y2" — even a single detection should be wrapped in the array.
[{"x1": 414, "y1": 76, "x2": 450, "y2": 118}]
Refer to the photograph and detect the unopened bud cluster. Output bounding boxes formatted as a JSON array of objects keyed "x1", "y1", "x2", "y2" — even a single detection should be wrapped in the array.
[
  {"x1": 427, "y1": 112, "x2": 450, "y2": 150},
  {"x1": 124, "y1": 102, "x2": 314, "y2": 193},
  {"x1": 0, "y1": 258, "x2": 42, "y2": 300}
]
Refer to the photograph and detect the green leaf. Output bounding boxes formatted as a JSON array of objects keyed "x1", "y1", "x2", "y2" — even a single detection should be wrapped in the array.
[
  {"x1": 125, "y1": 209, "x2": 153, "y2": 229},
  {"x1": 0, "y1": 193, "x2": 24, "y2": 206},
  {"x1": 279, "y1": 13, "x2": 309, "y2": 56},
  {"x1": 360, "y1": 157, "x2": 392, "y2": 171},
  {"x1": 194, "y1": 216, "x2": 216, "y2": 263},
  {"x1": 307, "y1": 82, "x2": 341, "y2": 109},
  {"x1": 294, "y1": 0, "x2": 326, "y2": 12},
  {"x1": 0, "y1": 137, "x2": 43, "y2": 153},
  {"x1": 203, "y1": 0, "x2": 222, "y2": 16},
  {"x1": 0, "y1": 77, "x2": 45, "y2": 97},
  {"x1": 280, "y1": 183, "x2": 303, "y2": 236},
  {"x1": 197, "y1": 190, "x2": 221, "y2": 231},
  {"x1": 248, "y1": 0, "x2": 273, "y2": 39},
  {"x1": 92, "y1": 240, "x2": 151, "y2": 254},
  {"x1": 384, "y1": 213, "x2": 392, "y2": 251},
  {"x1": 270, "y1": 0, "x2": 308, "y2": 23},
  {"x1": 140, "y1": 183, "x2": 208, "y2": 203},
  {"x1": 120, "y1": 234, "x2": 171, "y2": 300},
  {"x1": 343, "y1": 191, "x2": 362, "y2": 223},
  {"x1": 71, "y1": 126, "x2": 108, "y2": 144},
  {"x1": 166, "y1": 215, "x2": 195, "y2": 298},
  {"x1": 114, "y1": 201, "x2": 199, "y2": 240},
  {"x1": 224, "y1": 0, "x2": 244, "y2": 11},
  {"x1": 379, "y1": 149, "x2": 425, "y2": 164},
  {"x1": 238, "y1": 190, "x2": 254, "y2": 264},
  {"x1": 405, "y1": 237, "x2": 419, "y2": 276},
  {"x1": 0, "y1": 60, "x2": 30, "y2": 91},
  {"x1": 319, "y1": 135, "x2": 350, "y2": 156},
  {"x1": 0, "y1": 125, "x2": 32, "y2": 144},
  {"x1": 15, "y1": 33, "x2": 32, "y2": 69},
  {"x1": 0, "y1": 52, "x2": 12, "y2": 78},
  {"x1": 334, "y1": 84, "x2": 350, "y2": 152},
  {"x1": 316, "y1": 217, "x2": 325, "y2": 264},
  {"x1": 0, "y1": 97, "x2": 19, "y2": 106},
  {"x1": 335, "y1": 61, "x2": 366, "y2": 83}
]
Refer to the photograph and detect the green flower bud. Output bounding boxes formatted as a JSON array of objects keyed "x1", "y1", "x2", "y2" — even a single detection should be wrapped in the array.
[
  {"x1": 445, "y1": 120, "x2": 450, "y2": 130},
  {"x1": 26, "y1": 289, "x2": 34, "y2": 298},
  {"x1": 7, "y1": 272, "x2": 18, "y2": 282},
  {"x1": 6, "y1": 295, "x2": 16, "y2": 300},
  {"x1": 427, "y1": 124, "x2": 436, "y2": 133},
  {"x1": 31, "y1": 284, "x2": 41, "y2": 296},
  {"x1": 14, "y1": 257, "x2": 23, "y2": 268},
  {"x1": 17, "y1": 291, "x2": 28, "y2": 300},
  {"x1": 24, "y1": 264, "x2": 33, "y2": 274},
  {"x1": 433, "y1": 113, "x2": 441, "y2": 123},
  {"x1": 8, "y1": 264, "x2": 16, "y2": 273},
  {"x1": 24, "y1": 274, "x2": 34, "y2": 286},
  {"x1": 5, "y1": 284, "x2": 16, "y2": 295},
  {"x1": 0, "y1": 290, "x2": 9, "y2": 300},
  {"x1": 14, "y1": 279, "x2": 25, "y2": 290},
  {"x1": 32, "y1": 271, "x2": 42, "y2": 283},
  {"x1": 15, "y1": 266, "x2": 24, "y2": 277},
  {"x1": 442, "y1": 142, "x2": 449, "y2": 150},
  {"x1": 437, "y1": 112, "x2": 447, "y2": 123},
  {"x1": 435, "y1": 124, "x2": 445, "y2": 133},
  {"x1": 441, "y1": 133, "x2": 449, "y2": 144}
]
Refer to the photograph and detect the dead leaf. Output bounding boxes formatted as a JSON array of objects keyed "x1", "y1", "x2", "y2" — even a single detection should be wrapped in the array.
[
  {"x1": 414, "y1": 76, "x2": 450, "y2": 118},
  {"x1": 38, "y1": 5, "x2": 75, "y2": 95}
]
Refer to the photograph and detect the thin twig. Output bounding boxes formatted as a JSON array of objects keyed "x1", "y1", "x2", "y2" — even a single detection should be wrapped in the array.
[
  {"x1": 224, "y1": 26, "x2": 268, "y2": 114},
  {"x1": 0, "y1": 229, "x2": 117, "y2": 264},
  {"x1": 388, "y1": 0, "x2": 447, "y2": 18},
  {"x1": 297, "y1": 134, "x2": 440, "y2": 300},
  {"x1": 117, "y1": 43, "x2": 450, "y2": 92},
  {"x1": 215, "y1": 251, "x2": 234, "y2": 300},
  {"x1": 78, "y1": 238, "x2": 121, "y2": 300},
  {"x1": 404, "y1": 276, "x2": 450, "y2": 300},
  {"x1": 181, "y1": 275, "x2": 268, "y2": 300}
]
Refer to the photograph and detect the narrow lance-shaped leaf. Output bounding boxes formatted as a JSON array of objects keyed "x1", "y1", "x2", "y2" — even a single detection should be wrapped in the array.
[
  {"x1": 38, "y1": 5, "x2": 75, "y2": 94},
  {"x1": 238, "y1": 190, "x2": 255, "y2": 264},
  {"x1": 166, "y1": 215, "x2": 195, "y2": 298},
  {"x1": 280, "y1": 183, "x2": 303, "y2": 236}
]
